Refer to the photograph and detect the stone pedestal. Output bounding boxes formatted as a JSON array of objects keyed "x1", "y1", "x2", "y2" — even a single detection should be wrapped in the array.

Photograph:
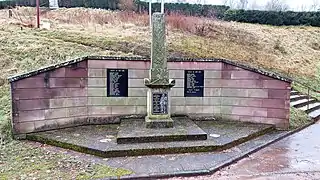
[
  {"x1": 145, "y1": 87, "x2": 174, "y2": 128},
  {"x1": 144, "y1": 79, "x2": 175, "y2": 128}
]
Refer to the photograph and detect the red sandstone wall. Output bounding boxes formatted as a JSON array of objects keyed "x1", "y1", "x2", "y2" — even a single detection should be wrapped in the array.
[
  {"x1": 11, "y1": 61, "x2": 88, "y2": 134},
  {"x1": 219, "y1": 63, "x2": 290, "y2": 128},
  {"x1": 10, "y1": 59, "x2": 291, "y2": 135}
]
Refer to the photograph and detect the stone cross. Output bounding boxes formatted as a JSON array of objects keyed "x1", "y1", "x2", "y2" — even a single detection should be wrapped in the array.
[{"x1": 144, "y1": 12, "x2": 175, "y2": 128}]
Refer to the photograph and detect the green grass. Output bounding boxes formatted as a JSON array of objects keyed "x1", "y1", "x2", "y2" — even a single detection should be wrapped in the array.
[
  {"x1": 289, "y1": 107, "x2": 312, "y2": 129},
  {"x1": 0, "y1": 141, "x2": 133, "y2": 179},
  {"x1": 292, "y1": 62, "x2": 320, "y2": 100}
]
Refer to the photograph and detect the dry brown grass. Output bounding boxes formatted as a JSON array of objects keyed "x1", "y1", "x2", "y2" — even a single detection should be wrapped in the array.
[
  {"x1": 0, "y1": 7, "x2": 320, "y2": 79},
  {"x1": 1, "y1": 7, "x2": 319, "y2": 79}
]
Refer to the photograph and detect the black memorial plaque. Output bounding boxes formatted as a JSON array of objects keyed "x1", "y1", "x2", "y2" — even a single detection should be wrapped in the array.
[
  {"x1": 184, "y1": 70, "x2": 204, "y2": 97},
  {"x1": 152, "y1": 92, "x2": 168, "y2": 115},
  {"x1": 107, "y1": 69, "x2": 128, "y2": 97}
]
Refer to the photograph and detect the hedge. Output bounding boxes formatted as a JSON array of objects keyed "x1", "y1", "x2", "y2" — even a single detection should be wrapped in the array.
[
  {"x1": 58, "y1": 0, "x2": 118, "y2": 9},
  {"x1": 0, "y1": 1, "x2": 16, "y2": 9},
  {"x1": 224, "y1": 10, "x2": 320, "y2": 27},
  {"x1": 0, "y1": 0, "x2": 119, "y2": 9},
  {"x1": 134, "y1": 0, "x2": 230, "y2": 19},
  {"x1": 14, "y1": 0, "x2": 49, "y2": 7}
]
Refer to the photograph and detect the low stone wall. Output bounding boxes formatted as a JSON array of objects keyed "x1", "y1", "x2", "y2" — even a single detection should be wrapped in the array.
[
  {"x1": 11, "y1": 60, "x2": 88, "y2": 135},
  {"x1": 10, "y1": 57, "x2": 291, "y2": 135}
]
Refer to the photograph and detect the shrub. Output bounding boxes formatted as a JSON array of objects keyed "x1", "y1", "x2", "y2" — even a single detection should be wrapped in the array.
[
  {"x1": 224, "y1": 9, "x2": 320, "y2": 27},
  {"x1": 134, "y1": 0, "x2": 229, "y2": 18},
  {"x1": 0, "y1": 0, "x2": 16, "y2": 9}
]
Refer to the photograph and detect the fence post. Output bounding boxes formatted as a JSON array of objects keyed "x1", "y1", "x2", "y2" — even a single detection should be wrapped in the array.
[{"x1": 308, "y1": 87, "x2": 310, "y2": 110}]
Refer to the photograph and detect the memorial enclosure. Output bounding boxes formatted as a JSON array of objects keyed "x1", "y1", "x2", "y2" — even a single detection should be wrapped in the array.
[{"x1": 8, "y1": 56, "x2": 291, "y2": 136}]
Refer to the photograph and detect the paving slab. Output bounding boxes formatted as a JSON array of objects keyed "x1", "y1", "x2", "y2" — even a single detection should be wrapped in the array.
[
  {"x1": 26, "y1": 118, "x2": 274, "y2": 158},
  {"x1": 117, "y1": 119, "x2": 207, "y2": 144},
  {"x1": 26, "y1": 123, "x2": 317, "y2": 180}
]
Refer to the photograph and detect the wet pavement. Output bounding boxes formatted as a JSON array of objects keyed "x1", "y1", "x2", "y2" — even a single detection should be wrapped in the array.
[{"x1": 167, "y1": 123, "x2": 320, "y2": 180}]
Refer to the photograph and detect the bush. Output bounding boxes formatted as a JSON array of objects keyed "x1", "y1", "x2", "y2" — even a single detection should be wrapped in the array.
[
  {"x1": 134, "y1": 0, "x2": 229, "y2": 19},
  {"x1": 224, "y1": 9, "x2": 320, "y2": 27},
  {"x1": 0, "y1": 0, "x2": 16, "y2": 9},
  {"x1": 58, "y1": 0, "x2": 119, "y2": 9},
  {"x1": 15, "y1": 0, "x2": 49, "y2": 7}
]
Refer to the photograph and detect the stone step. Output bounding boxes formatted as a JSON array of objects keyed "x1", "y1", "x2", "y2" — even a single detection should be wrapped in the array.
[
  {"x1": 290, "y1": 99, "x2": 317, "y2": 108},
  {"x1": 117, "y1": 119, "x2": 207, "y2": 144},
  {"x1": 290, "y1": 95, "x2": 310, "y2": 102},
  {"x1": 309, "y1": 109, "x2": 320, "y2": 120},
  {"x1": 299, "y1": 102, "x2": 320, "y2": 113},
  {"x1": 290, "y1": 91, "x2": 301, "y2": 96}
]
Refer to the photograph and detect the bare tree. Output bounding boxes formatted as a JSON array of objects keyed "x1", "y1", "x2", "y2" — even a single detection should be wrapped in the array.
[
  {"x1": 196, "y1": 0, "x2": 206, "y2": 4},
  {"x1": 249, "y1": 0, "x2": 258, "y2": 10},
  {"x1": 223, "y1": 0, "x2": 237, "y2": 9},
  {"x1": 118, "y1": 0, "x2": 136, "y2": 11},
  {"x1": 265, "y1": 0, "x2": 289, "y2": 11},
  {"x1": 237, "y1": 0, "x2": 248, "y2": 9},
  {"x1": 310, "y1": 0, "x2": 319, "y2": 11}
]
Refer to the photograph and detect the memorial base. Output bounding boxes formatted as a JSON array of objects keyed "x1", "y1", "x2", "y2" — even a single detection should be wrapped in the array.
[
  {"x1": 145, "y1": 87, "x2": 174, "y2": 128},
  {"x1": 145, "y1": 117, "x2": 174, "y2": 128}
]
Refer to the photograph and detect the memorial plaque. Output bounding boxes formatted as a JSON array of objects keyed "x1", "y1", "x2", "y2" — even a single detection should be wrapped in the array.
[
  {"x1": 107, "y1": 69, "x2": 128, "y2": 97},
  {"x1": 184, "y1": 70, "x2": 204, "y2": 97},
  {"x1": 152, "y1": 92, "x2": 168, "y2": 115}
]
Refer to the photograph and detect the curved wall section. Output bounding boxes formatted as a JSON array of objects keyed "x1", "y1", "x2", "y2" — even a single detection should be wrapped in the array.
[{"x1": 10, "y1": 57, "x2": 291, "y2": 135}]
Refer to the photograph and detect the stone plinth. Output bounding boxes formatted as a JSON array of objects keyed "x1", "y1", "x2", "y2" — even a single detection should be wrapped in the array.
[{"x1": 117, "y1": 119, "x2": 207, "y2": 144}]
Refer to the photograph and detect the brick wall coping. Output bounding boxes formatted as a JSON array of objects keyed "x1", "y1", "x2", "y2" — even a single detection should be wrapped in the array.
[{"x1": 7, "y1": 56, "x2": 292, "y2": 83}]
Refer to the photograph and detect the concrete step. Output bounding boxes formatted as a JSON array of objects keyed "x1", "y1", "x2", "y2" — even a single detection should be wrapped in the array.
[
  {"x1": 290, "y1": 99, "x2": 317, "y2": 108},
  {"x1": 299, "y1": 102, "x2": 320, "y2": 113},
  {"x1": 290, "y1": 91, "x2": 301, "y2": 96},
  {"x1": 309, "y1": 109, "x2": 320, "y2": 120},
  {"x1": 290, "y1": 95, "x2": 310, "y2": 102}
]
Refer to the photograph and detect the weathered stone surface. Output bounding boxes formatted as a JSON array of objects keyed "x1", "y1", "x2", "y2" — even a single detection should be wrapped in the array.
[
  {"x1": 128, "y1": 69, "x2": 149, "y2": 78},
  {"x1": 117, "y1": 119, "x2": 207, "y2": 144},
  {"x1": 204, "y1": 71, "x2": 221, "y2": 79},
  {"x1": 204, "y1": 88, "x2": 221, "y2": 97},
  {"x1": 88, "y1": 68, "x2": 106, "y2": 77},
  {"x1": 150, "y1": 13, "x2": 168, "y2": 85},
  {"x1": 88, "y1": 106, "x2": 112, "y2": 115},
  {"x1": 18, "y1": 110, "x2": 45, "y2": 122},
  {"x1": 14, "y1": 122, "x2": 35, "y2": 134},
  {"x1": 17, "y1": 99, "x2": 50, "y2": 110},
  {"x1": 111, "y1": 106, "x2": 136, "y2": 115},
  {"x1": 128, "y1": 88, "x2": 148, "y2": 97},
  {"x1": 49, "y1": 97, "x2": 87, "y2": 108},
  {"x1": 128, "y1": 79, "x2": 145, "y2": 88},
  {"x1": 203, "y1": 97, "x2": 221, "y2": 105},
  {"x1": 26, "y1": 118, "x2": 275, "y2": 157},
  {"x1": 185, "y1": 97, "x2": 203, "y2": 105},
  {"x1": 87, "y1": 87, "x2": 106, "y2": 96},
  {"x1": 169, "y1": 70, "x2": 184, "y2": 78},
  {"x1": 87, "y1": 77, "x2": 106, "y2": 87},
  {"x1": 45, "y1": 108, "x2": 67, "y2": 119}
]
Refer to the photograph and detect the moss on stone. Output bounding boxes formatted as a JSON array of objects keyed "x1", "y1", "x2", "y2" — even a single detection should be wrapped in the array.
[{"x1": 77, "y1": 164, "x2": 132, "y2": 179}]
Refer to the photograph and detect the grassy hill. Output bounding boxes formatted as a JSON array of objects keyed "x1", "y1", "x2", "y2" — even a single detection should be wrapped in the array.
[{"x1": 0, "y1": 7, "x2": 318, "y2": 179}]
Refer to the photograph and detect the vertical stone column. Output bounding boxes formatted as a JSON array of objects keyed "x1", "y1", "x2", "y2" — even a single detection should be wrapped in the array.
[{"x1": 144, "y1": 13, "x2": 175, "y2": 128}]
